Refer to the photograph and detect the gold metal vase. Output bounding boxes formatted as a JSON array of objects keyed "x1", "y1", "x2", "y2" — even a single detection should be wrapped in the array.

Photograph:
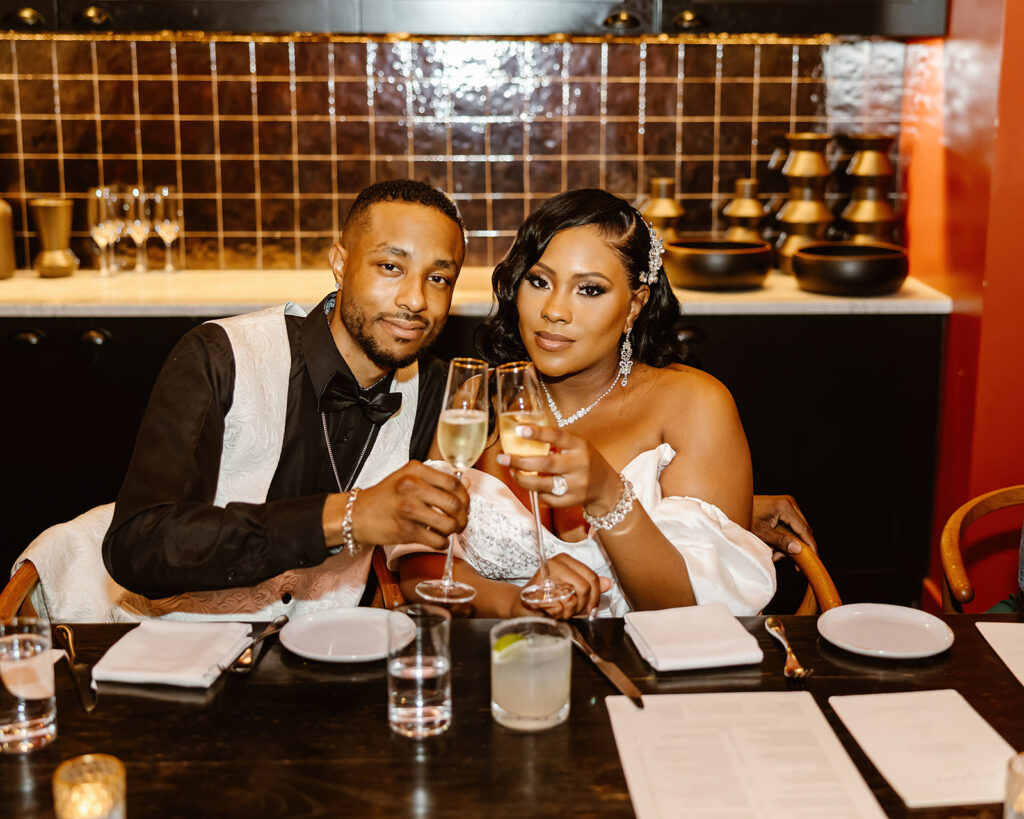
[{"x1": 30, "y1": 198, "x2": 79, "y2": 278}]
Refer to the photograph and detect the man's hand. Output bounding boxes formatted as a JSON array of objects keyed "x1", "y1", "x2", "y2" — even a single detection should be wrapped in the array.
[
  {"x1": 325, "y1": 461, "x2": 470, "y2": 550},
  {"x1": 751, "y1": 494, "x2": 818, "y2": 560}
]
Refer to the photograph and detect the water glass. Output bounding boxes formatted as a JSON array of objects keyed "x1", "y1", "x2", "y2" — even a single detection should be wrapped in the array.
[
  {"x1": 490, "y1": 617, "x2": 571, "y2": 732},
  {"x1": 53, "y1": 754, "x2": 126, "y2": 819},
  {"x1": 387, "y1": 604, "x2": 452, "y2": 738},
  {"x1": 1, "y1": 617, "x2": 57, "y2": 754},
  {"x1": 1006, "y1": 752, "x2": 1024, "y2": 817}
]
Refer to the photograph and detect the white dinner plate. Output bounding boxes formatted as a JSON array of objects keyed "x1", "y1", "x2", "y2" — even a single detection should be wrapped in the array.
[
  {"x1": 817, "y1": 603, "x2": 954, "y2": 659},
  {"x1": 279, "y1": 608, "x2": 415, "y2": 663}
]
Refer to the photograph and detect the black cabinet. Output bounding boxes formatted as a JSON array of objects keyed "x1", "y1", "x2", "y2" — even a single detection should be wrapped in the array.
[
  {"x1": 1, "y1": 0, "x2": 58, "y2": 29},
  {"x1": 662, "y1": 0, "x2": 948, "y2": 37},
  {"x1": 54, "y1": 0, "x2": 358, "y2": 32},
  {"x1": 439, "y1": 311, "x2": 947, "y2": 608},
  {"x1": 6, "y1": 0, "x2": 947, "y2": 36},
  {"x1": 1, "y1": 310, "x2": 946, "y2": 608},
  {"x1": 361, "y1": 0, "x2": 654, "y2": 36},
  {"x1": 0, "y1": 316, "x2": 205, "y2": 572}
]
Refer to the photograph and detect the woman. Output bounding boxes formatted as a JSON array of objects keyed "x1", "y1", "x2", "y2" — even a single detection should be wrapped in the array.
[{"x1": 393, "y1": 189, "x2": 775, "y2": 618}]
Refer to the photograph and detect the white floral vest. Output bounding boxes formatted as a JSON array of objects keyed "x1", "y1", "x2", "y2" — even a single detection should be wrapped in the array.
[{"x1": 16, "y1": 303, "x2": 419, "y2": 622}]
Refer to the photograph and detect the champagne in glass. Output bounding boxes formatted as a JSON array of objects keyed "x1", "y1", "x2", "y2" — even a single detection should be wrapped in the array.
[
  {"x1": 151, "y1": 185, "x2": 182, "y2": 272},
  {"x1": 416, "y1": 357, "x2": 489, "y2": 605},
  {"x1": 86, "y1": 187, "x2": 112, "y2": 276},
  {"x1": 104, "y1": 185, "x2": 127, "y2": 272},
  {"x1": 495, "y1": 361, "x2": 576, "y2": 607},
  {"x1": 125, "y1": 186, "x2": 151, "y2": 273}
]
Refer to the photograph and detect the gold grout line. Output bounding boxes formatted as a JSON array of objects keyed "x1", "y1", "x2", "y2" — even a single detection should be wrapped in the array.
[
  {"x1": 130, "y1": 42, "x2": 143, "y2": 186},
  {"x1": 288, "y1": 41, "x2": 301, "y2": 269},
  {"x1": 247, "y1": 41, "x2": 262, "y2": 269},
  {"x1": 170, "y1": 42, "x2": 186, "y2": 269},
  {"x1": 10, "y1": 41, "x2": 30, "y2": 263},
  {"x1": 50, "y1": 41, "x2": 66, "y2": 197},
  {"x1": 711, "y1": 43, "x2": 723, "y2": 232},
  {"x1": 209, "y1": 41, "x2": 225, "y2": 269},
  {"x1": 327, "y1": 43, "x2": 339, "y2": 243}
]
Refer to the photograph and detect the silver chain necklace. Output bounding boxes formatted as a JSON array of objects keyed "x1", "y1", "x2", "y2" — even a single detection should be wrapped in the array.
[{"x1": 539, "y1": 374, "x2": 618, "y2": 428}]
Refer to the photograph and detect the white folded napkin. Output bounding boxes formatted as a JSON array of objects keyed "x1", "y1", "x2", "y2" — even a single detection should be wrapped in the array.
[
  {"x1": 624, "y1": 602, "x2": 763, "y2": 672},
  {"x1": 92, "y1": 621, "x2": 251, "y2": 688}
]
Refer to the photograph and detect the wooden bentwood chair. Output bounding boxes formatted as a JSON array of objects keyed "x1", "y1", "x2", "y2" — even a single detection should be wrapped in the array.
[{"x1": 940, "y1": 484, "x2": 1024, "y2": 613}]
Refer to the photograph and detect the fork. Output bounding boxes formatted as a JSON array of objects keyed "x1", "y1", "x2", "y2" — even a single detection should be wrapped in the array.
[{"x1": 764, "y1": 616, "x2": 813, "y2": 679}]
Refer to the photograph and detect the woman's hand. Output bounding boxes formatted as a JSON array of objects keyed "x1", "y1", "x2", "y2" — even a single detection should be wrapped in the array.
[
  {"x1": 496, "y1": 423, "x2": 623, "y2": 516},
  {"x1": 514, "y1": 553, "x2": 613, "y2": 620}
]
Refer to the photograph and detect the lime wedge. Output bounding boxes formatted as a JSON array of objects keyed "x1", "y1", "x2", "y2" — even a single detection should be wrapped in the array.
[{"x1": 493, "y1": 633, "x2": 525, "y2": 654}]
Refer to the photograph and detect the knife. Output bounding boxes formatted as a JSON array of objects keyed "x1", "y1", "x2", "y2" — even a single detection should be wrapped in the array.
[
  {"x1": 568, "y1": 623, "x2": 644, "y2": 709},
  {"x1": 54, "y1": 624, "x2": 97, "y2": 714}
]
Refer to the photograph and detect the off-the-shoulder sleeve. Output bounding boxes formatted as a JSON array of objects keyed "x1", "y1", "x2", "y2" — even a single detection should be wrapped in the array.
[{"x1": 649, "y1": 495, "x2": 776, "y2": 615}]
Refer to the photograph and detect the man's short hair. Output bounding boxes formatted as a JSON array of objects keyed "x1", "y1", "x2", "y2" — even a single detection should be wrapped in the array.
[{"x1": 341, "y1": 179, "x2": 465, "y2": 246}]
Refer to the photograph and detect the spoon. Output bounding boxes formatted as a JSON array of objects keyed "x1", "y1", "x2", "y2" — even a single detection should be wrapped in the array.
[
  {"x1": 229, "y1": 615, "x2": 288, "y2": 674},
  {"x1": 764, "y1": 616, "x2": 813, "y2": 679}
]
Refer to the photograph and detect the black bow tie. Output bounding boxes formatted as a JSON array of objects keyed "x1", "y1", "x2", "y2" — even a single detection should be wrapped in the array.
[{"x1": 320, "y1": 378, "x2": 402, "y2": 425}]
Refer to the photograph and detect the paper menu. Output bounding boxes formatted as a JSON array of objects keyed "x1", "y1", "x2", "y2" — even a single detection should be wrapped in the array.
[
  {"x1": 606, "y1": 691, "x2": 885, "y2": 819},
  {"x1": 977, "y1": 622, "x2": 1024, "y2": 688},
  {"x1": 829, "y1": 689, "x2": 1015, "y2": 808}
]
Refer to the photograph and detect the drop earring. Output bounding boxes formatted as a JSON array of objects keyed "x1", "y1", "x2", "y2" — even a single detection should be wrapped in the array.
[{"x1": 618, "y1": 330, "x2": 633, "y2": 387}]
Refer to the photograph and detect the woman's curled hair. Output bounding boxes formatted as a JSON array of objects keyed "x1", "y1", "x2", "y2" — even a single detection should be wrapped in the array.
[{"x1": 475, "y1": 188, "x2": 688, "y2": 367}]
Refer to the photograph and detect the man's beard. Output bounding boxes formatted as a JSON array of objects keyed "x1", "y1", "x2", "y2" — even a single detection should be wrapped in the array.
[{"x1": 339, "y1": 293, "x2": 442, "y2": 371}]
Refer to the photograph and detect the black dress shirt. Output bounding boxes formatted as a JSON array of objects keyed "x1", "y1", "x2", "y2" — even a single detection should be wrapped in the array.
[{"x1": 102, "y1": 295, "x2": 445, "y2": 598}]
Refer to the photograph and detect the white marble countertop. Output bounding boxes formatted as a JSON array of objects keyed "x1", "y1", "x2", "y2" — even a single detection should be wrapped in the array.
[{"x1": 0, "y1": 267, "x2": 952, "y2": 317}]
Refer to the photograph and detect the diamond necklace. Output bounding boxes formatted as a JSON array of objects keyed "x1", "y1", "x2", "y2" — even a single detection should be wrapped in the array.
[{"x1": 539, "y1": 373, "x2": 619, "y2": 428}]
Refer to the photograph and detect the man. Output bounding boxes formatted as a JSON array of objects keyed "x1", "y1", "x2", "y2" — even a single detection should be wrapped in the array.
[{"x1": 98, "y1": 179, "x2": 470, "y2": 619}]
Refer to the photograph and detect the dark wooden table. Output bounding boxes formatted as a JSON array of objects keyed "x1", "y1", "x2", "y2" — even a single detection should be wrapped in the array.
[{"x1": 3, "y1": 614, "x2": 1022, "y2": 818}]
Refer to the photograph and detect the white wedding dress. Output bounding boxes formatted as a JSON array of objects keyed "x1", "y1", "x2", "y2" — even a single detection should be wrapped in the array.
[{"x1": 387, "y1": 443, "x2": 776, "y2": 617}]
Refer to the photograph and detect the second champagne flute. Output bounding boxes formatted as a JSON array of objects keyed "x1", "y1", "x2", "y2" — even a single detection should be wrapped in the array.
[
  {"x1": 415, "y1": 357, "x2": 489, "y2": 605},
  {"x1": 495, "y1": 361, "x2": 575, "y2": 607}
]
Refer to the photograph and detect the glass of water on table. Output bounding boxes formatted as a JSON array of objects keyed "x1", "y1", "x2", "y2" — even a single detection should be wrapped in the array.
[{"x1": 388, "y1": 604, "x2": 452, "y2": 738}]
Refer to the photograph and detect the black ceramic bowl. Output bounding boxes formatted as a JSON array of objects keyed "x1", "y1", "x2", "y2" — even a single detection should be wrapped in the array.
[
  {"x1": 663, "y1": 238, "x2": 772, "y2": 290},
  {"x1": 792, "y1": 242, "x2": 908, "y2": 296}
]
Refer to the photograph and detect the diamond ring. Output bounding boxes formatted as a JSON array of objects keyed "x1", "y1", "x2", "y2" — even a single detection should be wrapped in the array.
[{"x1": 550, "y1": 475, "x2": 568, "y2": 497}]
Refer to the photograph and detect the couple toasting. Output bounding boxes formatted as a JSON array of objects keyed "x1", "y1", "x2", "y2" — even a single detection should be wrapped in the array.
[{"x1": 90, "y1": 179, "x2": 807, "y2": 622}]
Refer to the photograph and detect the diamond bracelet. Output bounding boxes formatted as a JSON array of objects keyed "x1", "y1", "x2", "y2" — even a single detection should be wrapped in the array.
[{"x1": 583, "y1": 476, "x2": 636, "y2": 531}]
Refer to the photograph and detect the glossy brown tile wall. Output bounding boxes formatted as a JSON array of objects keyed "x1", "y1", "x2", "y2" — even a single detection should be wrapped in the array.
[{"x1": 0, "y1": 35, "x2": 906, "y2": 270}]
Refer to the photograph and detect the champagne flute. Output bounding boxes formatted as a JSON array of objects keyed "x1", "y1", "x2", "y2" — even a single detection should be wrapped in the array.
[
  {"x1": 86, "y1": 186, "x2": 112, "y2": 276},
  {"x1": 151, "y1": 185, "x2": 182, "y2": 272},
  {"x1": 495, "y1": 361, "x2": 576, "y2": 606},
  {"x1": 125, "y1": 186, "x2": 151, "y2": 273},
  {"x1": 416, "y1": 357, "x2": 489, "y2": 605},
  {"x1": 104, "y1": 184, "x2": 128, "y2": 272}
]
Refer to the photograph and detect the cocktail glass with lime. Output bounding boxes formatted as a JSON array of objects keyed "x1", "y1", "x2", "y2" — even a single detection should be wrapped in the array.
[{"x1": 490, "y1": 617, "x2": 571, "y2": 731}]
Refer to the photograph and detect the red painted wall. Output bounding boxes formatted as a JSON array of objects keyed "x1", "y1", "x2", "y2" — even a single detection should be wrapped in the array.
[{"x1": 903, "y1": 0, "x2": 1024, "y2": 611}]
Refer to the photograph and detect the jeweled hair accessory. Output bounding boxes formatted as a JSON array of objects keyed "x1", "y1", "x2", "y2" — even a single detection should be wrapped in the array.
[{"x1": 642, "y1": 219, "x2": 664, "y2": 285}]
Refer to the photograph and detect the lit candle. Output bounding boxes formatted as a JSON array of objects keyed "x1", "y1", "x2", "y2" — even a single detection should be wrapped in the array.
[{"x1": 52, "y1": 754, "x2": 125, "y2": 819}]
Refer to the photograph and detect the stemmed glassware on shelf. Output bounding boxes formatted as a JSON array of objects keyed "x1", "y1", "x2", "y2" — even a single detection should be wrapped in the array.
[
  {"x1": 495, "y1": 361, "x2": 576, "y2": 607},
  {"x1": 150, "y1": 185, "x2": 182, "y2": 272},
  {"x1": 86, "y1": 186, "x2": 114, "y2": 276},
  {"x1": 125, "y1": 187, "x2": 152, "y2": 273},
  {"x1": 416, "y1": 358, "x2": 490, "y2": 605}
]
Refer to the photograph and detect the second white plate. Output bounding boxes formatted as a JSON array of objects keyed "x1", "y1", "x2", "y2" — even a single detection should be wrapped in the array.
[
  {"x1": 817, "y1": 603, "x2": 954, "y2": 659},
  {"x1": 279, "y1": 608, "x2": 415, "y2": 663}
]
